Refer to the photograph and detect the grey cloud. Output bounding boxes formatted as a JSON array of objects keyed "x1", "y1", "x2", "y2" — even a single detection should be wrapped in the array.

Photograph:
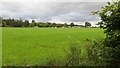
[
  {"x1": 1, "y1": 0, "x2": 112, "y2": 2},
  {"x1": 1, "y1": 2, "x2": 107, "y2": 24},
  {"x1": 2, "y1": 2, "x2": 24, "y2": 12}
]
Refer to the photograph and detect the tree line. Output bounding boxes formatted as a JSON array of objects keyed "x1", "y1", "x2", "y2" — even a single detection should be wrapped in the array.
[
  {"x1": 0, "y1": 17, "x2": 91, "y2": 28},
  {"x1": 0, "y1": 17, "x2": 92, "y2": 28}
]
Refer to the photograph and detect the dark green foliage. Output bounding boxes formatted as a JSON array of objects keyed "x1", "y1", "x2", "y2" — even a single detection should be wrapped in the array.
[
  {"x1": 29, "y1": 22, "x2": 36, "y2": 27},
  {"x1": 70, "y1": 22, "x2": 74, "y2": 27},
  {"x1": 1, "y1": 18, "x2": 30, "y2": 27},
  {"x1": 2, "y1": 17, "x2": 76, "y2": 28},
  {"x1": 85, "y1": 22, "x2": 91, "y2": 28},
  {"x1": 55, "y1": 24, "x2": 63, "y2": 28},
  {"x1": 91, "y1": 1, "x2": 120, "y2": 66},
  {"x1": 97, "y1": 22, "x2": 103, "y2": 28},
  {"x1": 49, "y1": 23, "x2": 56, "y2": 27},
  {"x1": 85, "y1": 38, "x2": 114, "y2": 65},
  {"x1": 37, "y1": 22, "x2": 49, "y2": 27},
  {"x1": 63, "y1": 23, "x2": 68, "y2": 28},
  {"x1": 30, "y1": 20, "x2": 36, "y2": 27},
  {"x1": 92, "y1": 1, "x2": 120, "y2": 47},
  {"x1": 86, "y1": 38, "x2": 120, "y2": 67},
  {"x1": 2, "y1": 22, "x2": 6, "y2": 27},
  {"x1": 1, "y1": 18, "x2": 82, "y2": 28},
  {"x1": 32, "y1": 20, "x2": 35, "y2": 23},
  {"x1": 23, "y1": 20, "x2": 29, "y2": 27},
  {"x1": 5, "y1": 19, "x2": 23, "y2": 27},
  {"x1": 0, "y1": 17, "x2": 2, "y2": 27}
]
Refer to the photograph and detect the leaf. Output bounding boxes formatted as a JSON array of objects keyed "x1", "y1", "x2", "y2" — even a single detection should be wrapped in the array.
[{"x1": 107, "y1": 2, "x2": 110, "y2": 5}]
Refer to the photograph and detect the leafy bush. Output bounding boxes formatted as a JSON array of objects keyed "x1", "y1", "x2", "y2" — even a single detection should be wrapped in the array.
[
  {"x1": 92, "y1": 1, "x2": 120, "y2": 66},
  {"x1": 85, "y1": 38, "x2": 114, "y2": 66}
]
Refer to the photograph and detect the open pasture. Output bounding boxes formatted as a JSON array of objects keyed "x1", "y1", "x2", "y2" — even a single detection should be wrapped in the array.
[{"x1": 2, "y1": 28, "x2": 105, "y2": 66}]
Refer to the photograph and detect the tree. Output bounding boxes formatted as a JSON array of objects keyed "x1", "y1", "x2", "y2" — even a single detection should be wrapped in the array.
[
  {"x1": 97, "y1": 22, "x2": 103, "y2": 28},
  {"x1": 0, "y1": 17, "x2": 2, "y2": 23},
  {"x1": 63, "y1": 23, "x2": 68, "y2": 28},
  {"x1": 85, "y1": 22, "x2": 91, "y2": 28},
  {"x1": 56, "y1": 24, "x2": 63, "y2": 28},
  {"x1": 10, "y1": 20, "x2": 22, "y2": 27},
  {"x1": 46, "y1": 22, "x2": 51, "y2": 27},
  {"x1": 92, "y1": 1, "x2": 120, "y2": 66},
  {"x1": 37, "y1": 22, "x2": 44, "y2": 27},
  {"x1": 30, "y1": 20, "x2": 36, "y2": 27},
  {"x1": 70, "y1": 22, "x2": 74, "y2": 27},
  {"x1": 92, "y1": 1, "x2": 120, "y2": 47},
  {"x1": 52, "y1": 23, "x2": 56, "y2": 27},
  {"x1": 23, "y1": 20, "x2": 29, "y2": 27},
  {"x1": 49, "y1": 23, "x2": 57, "y2": 27},
  {"x1": 37, "y1": 22, "x2": 49, "y2": 27},
  {"x1": 18, "y1": 19, "x2": 23, "y2": 27},
  {"x1": 0, "y1": 17, "x2": 2, "y2": 27},
  {"x1": 32, "y1": 20, "x2": 35, "y2": 23},
  {"x1": 8, "y1": 19, "x2": 22, "y2": 27},
  {"x1": 5, "y1": 18, "x2": 12, "y2": 26},
  {"x1": 49, "y1": 23, "x2": 53, "y2": 27}
]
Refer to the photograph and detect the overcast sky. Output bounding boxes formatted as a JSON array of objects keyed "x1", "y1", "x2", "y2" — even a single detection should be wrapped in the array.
[{"x1": 0, "y1": 1, "x2": 108, "y2": 25}]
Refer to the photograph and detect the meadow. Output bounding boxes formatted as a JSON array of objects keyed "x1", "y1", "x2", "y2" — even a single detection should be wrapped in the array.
[{"x1": 2, "y1": 28, "x2": 105, "y2": 66}]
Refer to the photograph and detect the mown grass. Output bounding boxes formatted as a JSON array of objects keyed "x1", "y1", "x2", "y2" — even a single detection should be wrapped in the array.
[{"x1": 2, "y1": 28, "x2": 105, "y2": 66}]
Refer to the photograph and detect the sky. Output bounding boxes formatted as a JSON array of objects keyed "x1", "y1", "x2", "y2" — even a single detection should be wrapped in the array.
[{"x1": 0, "y1": 0, "x2": 110, "y2": 25}]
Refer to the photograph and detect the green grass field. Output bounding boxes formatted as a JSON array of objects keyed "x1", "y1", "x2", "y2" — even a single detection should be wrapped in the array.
[
  {"x1": 0, "y1": 28, "x2": 2, "y2": 67},
  {"x1": 2, "y1": 28, "x2": 105, "y2": 66}
]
